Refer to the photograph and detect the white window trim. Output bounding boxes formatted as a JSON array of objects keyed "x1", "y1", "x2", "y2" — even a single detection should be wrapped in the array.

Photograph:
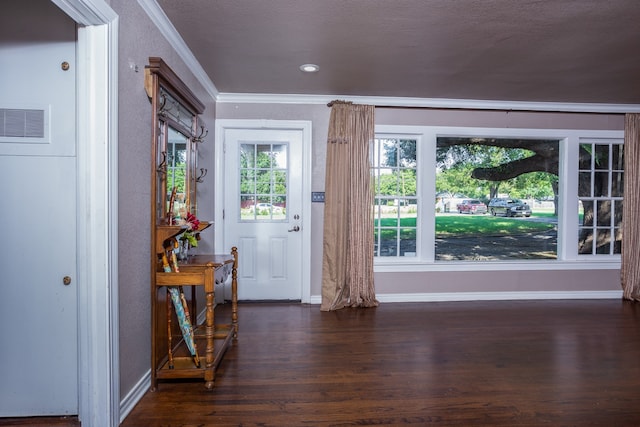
[
  {"x1": 374, "y1": 125, "x2": 623, "y2": 272},
  {"x1": 372, "y1": 134, "x2": 422, "y2": 258}
]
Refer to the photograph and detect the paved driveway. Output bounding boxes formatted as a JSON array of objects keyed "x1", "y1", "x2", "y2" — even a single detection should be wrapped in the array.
[{"x1": 436, "y1": 227, "x2": 558, "y2": 261}]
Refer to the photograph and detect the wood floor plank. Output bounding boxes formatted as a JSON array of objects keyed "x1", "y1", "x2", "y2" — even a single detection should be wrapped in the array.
[
  {"x1": 5, "y1": 300, "x2": 638, "y2": 426},
  {"x1": 120, "y1": 300, "x2": 640, "y2": 426}
]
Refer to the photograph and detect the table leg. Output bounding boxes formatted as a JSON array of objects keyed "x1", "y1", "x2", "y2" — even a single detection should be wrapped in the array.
[
  {"x1": 231, "y1": 246, "x2": 239, "y2": 338},
  {"x1": 204, "y1": 268, "x2": 215, "y2": 389},
  {"x1": 167, "y1": 289, "x2": 174, "y2": 369}
]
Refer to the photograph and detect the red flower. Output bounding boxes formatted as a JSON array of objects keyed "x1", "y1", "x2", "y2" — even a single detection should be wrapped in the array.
[{"x1": 185, "y1": 212, "x2": 200, "y2": 231}]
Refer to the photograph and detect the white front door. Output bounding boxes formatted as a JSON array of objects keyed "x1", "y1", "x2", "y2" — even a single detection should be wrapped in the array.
[
  {"x1": 221, "y1": 126, "x2": 309, "y2": 300},
  {"x1": 0, "y1": 0, "x2": 78, "y2": 416}
]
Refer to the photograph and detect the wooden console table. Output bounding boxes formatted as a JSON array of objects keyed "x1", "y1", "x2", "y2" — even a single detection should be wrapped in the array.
[{"x1": 152, "y1": 248, "x2": 238, "y2": 390}]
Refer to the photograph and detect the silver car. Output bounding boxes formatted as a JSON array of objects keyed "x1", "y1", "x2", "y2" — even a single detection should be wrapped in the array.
[{"x1": 488, "y1": 198, "x2": 532, "y2": 217}]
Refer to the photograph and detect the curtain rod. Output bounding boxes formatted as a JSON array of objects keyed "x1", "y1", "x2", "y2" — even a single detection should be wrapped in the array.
[
  {"x1": 326, "y1": 99, "x2": 353, "y2": 107},
  {"x1": 326, "y1": 101, "x2": 622, "y2": 115}
]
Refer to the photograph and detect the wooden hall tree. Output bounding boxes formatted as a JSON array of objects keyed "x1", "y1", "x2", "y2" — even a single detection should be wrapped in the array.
[{"x1": 146, "y1": 57, "x2": 238, "y2": 390}]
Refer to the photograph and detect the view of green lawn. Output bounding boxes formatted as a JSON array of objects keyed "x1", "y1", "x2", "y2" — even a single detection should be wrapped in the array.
[
  {"x1": 374, "y1": 213, "x2": 555, "y2": 240},
  {"x1": 435, "y1": 214, "x2": 555, "y2": 237}
]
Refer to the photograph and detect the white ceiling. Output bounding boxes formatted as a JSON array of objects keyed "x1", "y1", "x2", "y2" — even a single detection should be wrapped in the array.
[{"x1": 156, "y1": 0, "x2": 640, "y2": 106}]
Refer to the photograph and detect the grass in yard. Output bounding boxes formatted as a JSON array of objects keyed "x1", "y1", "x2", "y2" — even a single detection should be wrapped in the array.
[
  {"x1": 436, "y1": 215, "x2": 554, "y2": 237},
  {"x1": 375, "y1": 215, "x2": 555, "y2": 238}
]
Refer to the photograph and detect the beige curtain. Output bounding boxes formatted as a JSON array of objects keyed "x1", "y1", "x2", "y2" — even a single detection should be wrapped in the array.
[
  {"x1": 321, "y1": 101, "x2": 378, "y2": 311},
  {"x1": 622, "y1": 113, "x2": 640, "y2": 301}
]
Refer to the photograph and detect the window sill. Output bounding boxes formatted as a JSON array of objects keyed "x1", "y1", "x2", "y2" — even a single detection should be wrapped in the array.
[{"x1": 374, "y1": 258, "x2": 621, "y2": 273}]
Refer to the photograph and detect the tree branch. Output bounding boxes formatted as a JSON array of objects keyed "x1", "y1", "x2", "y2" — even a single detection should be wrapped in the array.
[{"x1": 471, "y1": 154, "x2": 558, "y2": 181}]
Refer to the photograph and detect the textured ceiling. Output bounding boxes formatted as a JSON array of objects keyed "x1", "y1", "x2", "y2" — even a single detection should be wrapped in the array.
[{"x1": 157, "y1": 0, "x2": 640, "y2": 104}]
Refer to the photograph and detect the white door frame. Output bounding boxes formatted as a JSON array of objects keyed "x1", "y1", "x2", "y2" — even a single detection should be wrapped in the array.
[
  {"x1": 215, "y1": 119, "x2": 312, "y2": 303},
  {"x1": 51, "y1": 1, "x2": 119, "y2": 426}
]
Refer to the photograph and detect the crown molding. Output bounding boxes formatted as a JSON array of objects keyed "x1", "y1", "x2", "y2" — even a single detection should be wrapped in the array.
[
  {"x1": 137, "y1": 0, "x2": 218, "y2": 100},
  {"x1": 52, "y1": 0, "x2": 117, "y2": 25},
  {"x1": 216, "y1": 92, "x2": 640, "y2": 114}
]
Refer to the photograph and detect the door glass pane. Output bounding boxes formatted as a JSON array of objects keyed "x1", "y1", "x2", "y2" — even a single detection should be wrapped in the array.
[
  {"x1": 271, "y1": 144, "x2": 287, "y2": 168},
  {"x1": 240, "y1": 144, "x2": 255, "y2": 168},
  {"x1": 240, "y1": 169, "x2": 255, "y2": 193},
  {"x1": 240, "y1": 142, "x2": 288, "y2": 221}
]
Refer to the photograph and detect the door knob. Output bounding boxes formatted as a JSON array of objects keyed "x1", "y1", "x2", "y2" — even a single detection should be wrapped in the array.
[
  {"x1": 63, "y1": 276, "x2": 72, "y2": 286},
  {"x1": 288, "y1": 225, "x2": 300, "y2": 232}
]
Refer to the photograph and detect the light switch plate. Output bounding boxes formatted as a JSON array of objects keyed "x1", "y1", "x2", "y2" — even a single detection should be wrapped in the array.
[{"x1": 311, "y1": 192, "x2": 325, "y2": 202}]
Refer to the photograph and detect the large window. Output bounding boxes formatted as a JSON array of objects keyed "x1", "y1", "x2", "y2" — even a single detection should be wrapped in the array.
[
  {"x1": 373, "y1": 126, "x2": 623, "y2": 267},
  {"x1": 372, "y1": 138, "x2": 418, "y2": 257},
  {"x1": 435, "y1": 137, "x2": 559, "y2": 261}
]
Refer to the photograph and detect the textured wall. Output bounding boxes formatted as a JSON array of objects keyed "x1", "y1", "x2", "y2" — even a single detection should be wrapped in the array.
[{"x1": 217, "y1": 103, "x2": 624, "y2": 298}]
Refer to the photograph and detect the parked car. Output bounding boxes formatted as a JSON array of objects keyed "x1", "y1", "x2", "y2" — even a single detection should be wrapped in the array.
[
  {"x1": 253, "y1": 203, "x2": 283, "y2": 213},
  {"x1": 456, "y1": 199, "x2": 488, "y2": 214},
  {"x1": 488, "y1": 198, "x2": 532, "y2": 217},
  {"x1": 436, "y1": 192, "x2": 468, "y2": 213}
]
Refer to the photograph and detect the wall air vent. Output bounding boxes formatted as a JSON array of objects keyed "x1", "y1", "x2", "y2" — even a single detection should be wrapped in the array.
[{"x1": 0, "y1": 108, "x2": 45, "y2": 138}]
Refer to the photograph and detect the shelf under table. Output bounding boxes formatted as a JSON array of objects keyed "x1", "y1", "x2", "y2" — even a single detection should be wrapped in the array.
[{"x1": 153, "y1": 249, "x2": 238, "y2": 390}]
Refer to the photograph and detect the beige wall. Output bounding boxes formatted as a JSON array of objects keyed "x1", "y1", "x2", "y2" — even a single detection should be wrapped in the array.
[{"x1": 217, "y1": 103, "x2": 623, "y2": 298}]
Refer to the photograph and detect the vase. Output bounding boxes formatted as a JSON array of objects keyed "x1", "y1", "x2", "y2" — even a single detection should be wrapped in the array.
[{"x1": 178, "y1": 241, "x2": 191, "y2": 260}]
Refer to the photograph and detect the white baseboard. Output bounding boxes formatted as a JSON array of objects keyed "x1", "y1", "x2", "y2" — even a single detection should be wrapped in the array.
[
  {"x1": 118, "y1": 300, "x2": 217, "y2": 424},
  {"x1": 308, "y1": 290, "x2": 622, "y2": 304},
  {"x1": 119, "y1": 369, "x2": 151, "y2": 424},
  {"x1": 118, "y1": 302, "x2": 226, "y2": 423}
]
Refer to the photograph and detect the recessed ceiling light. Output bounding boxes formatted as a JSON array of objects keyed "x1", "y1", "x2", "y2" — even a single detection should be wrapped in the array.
[{"x1": 299, "y1": 63, "x2": 319, "y2": 73}]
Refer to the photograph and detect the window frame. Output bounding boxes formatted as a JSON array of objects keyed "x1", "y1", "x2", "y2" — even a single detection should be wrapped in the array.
[
  {"x1": 374, "y1": 125, "x2": 623, "y2": 273},
  {"x1": 576, "y1": 138, "x2": 624, "y2": 256},
  {"x1": 372, "y1": 135, "x2": 421, "y2": 258},
  {"x1": 238, "y1": 141, "x2": 289, "y2": 222}
]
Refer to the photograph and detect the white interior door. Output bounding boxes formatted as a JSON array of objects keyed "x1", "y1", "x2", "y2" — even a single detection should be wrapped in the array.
[
  {"x1": 0, "y1": 0, "x2": 78, "y2": 416},
  {"x1": 223, "y1": 128, "x2": 305, "y2": 300}
]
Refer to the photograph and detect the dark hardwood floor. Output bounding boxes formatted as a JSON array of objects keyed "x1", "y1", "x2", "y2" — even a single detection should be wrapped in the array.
[
  {"x1": 0, "y1": 417, "x2": 79, "y2": 427},
  {"x1": 121, "y1": 299, "x2": 640, "y2": 426},
  {"x1": 3, "y1": 300, "x2": 639, "y2": 426}
]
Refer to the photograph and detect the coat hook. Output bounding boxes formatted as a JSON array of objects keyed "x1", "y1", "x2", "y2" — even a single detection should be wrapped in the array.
[
  {"x1": 196, "y1": 168, "x2": 208, "y2": 183},
  {"x1": 158, "y1": 95, "x2": 167, "y2": 116},
  {"x1": 193, "y1": 126, "x2": 208, "y2": 143},
  {"x1": 157, "y1": 151, "x2": 167, "y2": 174}
]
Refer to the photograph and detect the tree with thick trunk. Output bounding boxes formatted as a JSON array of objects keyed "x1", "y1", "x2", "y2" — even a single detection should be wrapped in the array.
[{"x1": 437, "y1": 137, "x2": 620, "y2": 254}]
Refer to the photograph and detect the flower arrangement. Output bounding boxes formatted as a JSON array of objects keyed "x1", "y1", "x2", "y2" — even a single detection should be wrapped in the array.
[{"x1": 178, "y1": 212, "x2": 200, "y2": 253}]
